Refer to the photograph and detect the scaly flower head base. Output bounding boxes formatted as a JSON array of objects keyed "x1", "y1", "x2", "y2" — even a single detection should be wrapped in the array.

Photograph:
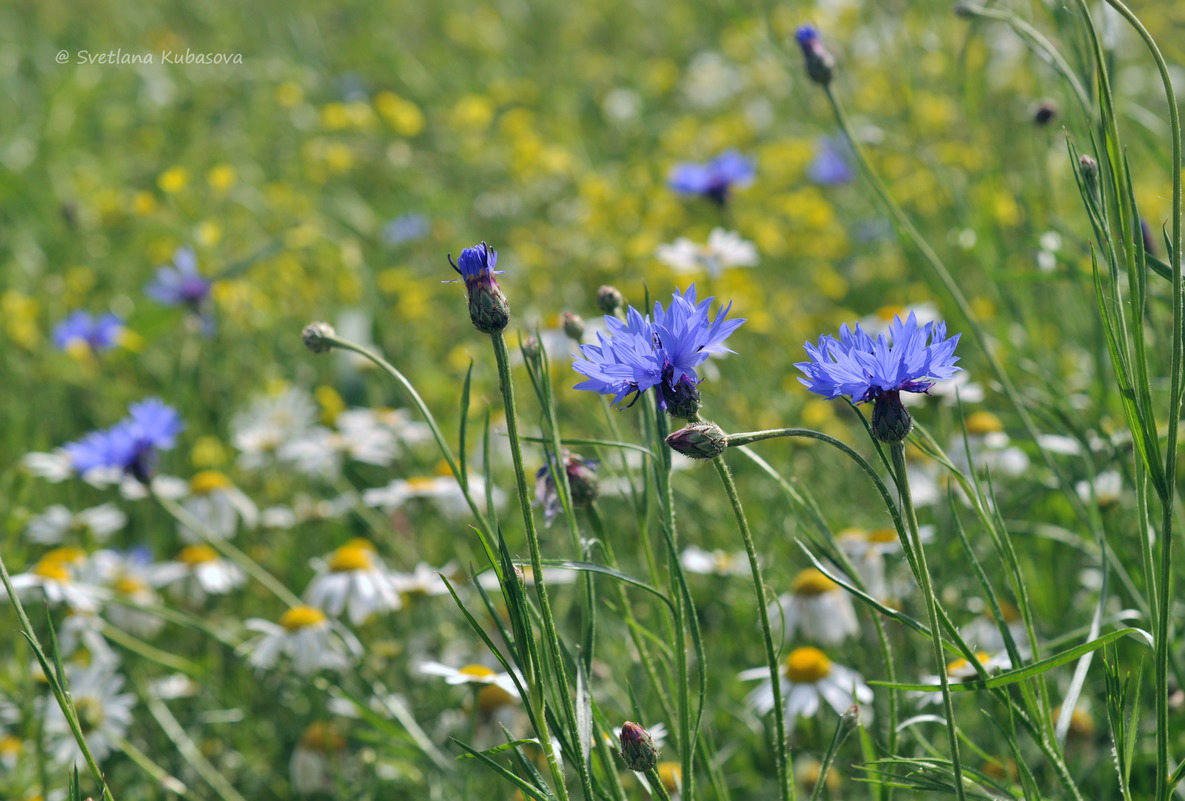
[{"x1": 446, "y1": 241, "x2": 509, "y2": 334}]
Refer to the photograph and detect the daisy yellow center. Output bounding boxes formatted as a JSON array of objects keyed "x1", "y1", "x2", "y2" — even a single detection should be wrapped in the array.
[
  {"x1": 299, "y1": 721, "x2": 345, "y2": 752},
  {"x1": 657, "y1": 761, "x2": 683, "y2": 792},
  {"x1": 476, "y1": 683, "x2": 516, "y2": 712},
  {"x1": 329, "y1": 544, "x2": 373, "y2": 572},
  {"x1": 460, "y1": 664, "x2": 496, "y2": 680},
  {"x1": 43, "y1": 546, "x2": 87, "y2": 565},
  {"x1": 785, "y1": 647, "x2": 832, "y2": 683},
  {"x1": 997, "y1": 601, "x2": 1020, "y2": 623},
  {"x1": 876, "y1": 304, "x2": 905, "y2": 321},
  {"x1": 947, "y1": 652, "x2": 991, "y2": 676},
  {"x1": 714, "y1": 552, "x2": 736, "y2": 572},
  {"x1": 178, "y1": 544, "x2": 219, "y2": 565},
  {"x1": 407, "y1": 476, "x2": 439, "y2": 492},
  {"x1": 791, "y1": 568, "x2": 837, "y2": 597},
  {"x1": 0, "y1": 734, "x2": 21, "y2": 756},
  {"x1": 965, "y1": 411, "x2": 1004, "y2": 436},
  {"x1": 869, "y1": 528, "x2": 898, "y2": 544},
  {"x1": 32, "y1": 561, "x2": 70, "y2": 581},
  {"x1": 75, "y1": 696, "x2": 105, "y2": 734},
  {"x1": 280, "y1": 606, "x2": 327, "y2": 631},
  {"x1": 113, "y1": 576, "x2": 146, "y2": 594},
  {"x1": 190, "y1": 469, "x2": 233, "y2": 495}
]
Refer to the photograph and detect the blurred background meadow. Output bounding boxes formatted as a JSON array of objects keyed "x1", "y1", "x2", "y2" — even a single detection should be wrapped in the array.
[{"x1": 4, "y1": 0, "x2": 1185, "y2": 798}]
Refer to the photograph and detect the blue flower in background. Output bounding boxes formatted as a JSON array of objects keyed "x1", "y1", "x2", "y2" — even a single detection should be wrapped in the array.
[
  {"x1": 382, "y1": 213, "x2": 430, "y2": 245},
  {"x1": 807, "y1": 136, "x2": 853, "y2": 186},
  {"x1": 573, "y1": 286, "x2": 745, "y2": 417},
  {"x1": 796, "y1": 312, "x2": 961, "y2": 403},
  {"x1": 52, "y1": 311, "x2": 123, "y2": 352},
  {"x1": 668, "y1": 150, "x2": 755, "y2": 205},
  {"x1": 146, "y1": 248, "x2": 213, "y2": 310},
  {"x1": 64, "y1": 398, "x2": 184, "y2": 483}
]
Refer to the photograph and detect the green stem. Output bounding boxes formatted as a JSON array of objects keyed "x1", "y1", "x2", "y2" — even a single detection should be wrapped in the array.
[
  {"x1": 889, "y1": 443, "x2": 966, "y2": 801},
  {"x1": 490, "y1": 331, "x2": 577, "y2": 801},
  {"x1": 644, "y1": 765, "x2": 675, "y2": 801},
  {"x1": 710, "y1": 455, "x2": 793, "y2": 801}
]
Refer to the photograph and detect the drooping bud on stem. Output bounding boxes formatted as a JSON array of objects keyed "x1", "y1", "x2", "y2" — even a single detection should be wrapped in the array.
[
  {"x1": 302, "y1": 321, "x2": 337, "y2": 354},
  {"x1": 666, "y1": 421, "x2": 728, "y2": 460}
]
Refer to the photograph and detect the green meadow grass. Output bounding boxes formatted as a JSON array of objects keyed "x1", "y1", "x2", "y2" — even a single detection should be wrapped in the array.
[{"x1": 2, "y1": 1, "x2": 1185, "y2": 799}]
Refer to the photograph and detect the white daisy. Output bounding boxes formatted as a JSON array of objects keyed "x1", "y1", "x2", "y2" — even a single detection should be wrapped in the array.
[
  {"x1": 25, "y1": 503, "x2": 127, "y2": 545},
  {"x1": 176, "y1": 470, "x2": 259, "y2": 541},
  {"x1": 913, "y1": 651, "x2": 1011, "y2": 706},
  {"x1": 241, "y1": 605, "x2": 361, "y2": 674},
  {"x1": 419, "y1": 661, "x2": 522, "y2": 713},
  {"x1": 740, "y1": 646, "x2": 873, "y2": 733},
  {"x1": 232, "y1": 387, "x2": 319, "y2": 471},
  {"x1": 1076, "y1": 470, "x2": 1122, "y2": 508},
  {"x1": 150, "y1": 544, "x2": 246, "y2": 605},
  {"x1": 89, "y1": 548, "x2": 166, "y2": 638},
  {"x1": 115, "y1": 473, "x2": 189, "y2": 501},
  {"x1": 290, "y1": 721, "x2": 347, "y2": 795},
  {"x1": 960, "y1": 601, "x2": 1030, "y2": 653},
  {"x1": 949, "y1": 411, "x2": 1029, "y2": 478},
  {"x1": 363, "y1": 473, "x2": 505, "y2": 518},
  {"x1": 771, "y1": 568, "x2": 860, "y2": 645},
  {"x1": 305, "y1": 539, "x2": 402, "y2": 625},
  {"x1": 43, "y1": 663, "x2": 135, "y2": 766},
  {"x1": 680, "y1": 546, "x2": 749, "y2": 576},
  {"x1": 59, "y1": 609, "x2": 120, "y2": 667},
  {"x1": 655, "y1": 228, "x2": 758, "y2": 277},
  {"x1": 390, "y1": 562, "x2": 459, "y2": 598},
  {"x1": 4, "y1": 549, "x2": 105, "y2": 612},
  {"x1": 21, "y1": 449, "x2": 75, "y2": 482}
]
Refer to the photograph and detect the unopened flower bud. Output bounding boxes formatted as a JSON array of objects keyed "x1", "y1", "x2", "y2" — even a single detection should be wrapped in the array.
[
  {"x1": 1079, "y1": 155, "x2": 1098, "y2": 179},
  {"x1": 596, "y1": 285, "x2": 624, "y2": 316},
  {"x1": 447, "y1": 242, "x2": 510, "y2": 334},
  {"x1": 659, "y1": 372, "x2": 702, "y2": 420},
  {"x1": 521, "y1": 336, "x2": 542, "y2": 363},
  {"x1": 561, "y1": 311, "x2": 585, "y2": 342},
  {"x1": 1032, "y1": 99, "x2": 1057, "y2": 126},
  {"x1": 619, "y1": 721, "x2": 659, "y2": 772},
  {"x1": 871, "y1": 390, "x2": 912, "y2": 444},
  {"x1": 795, "y1": 24, "x2": 835, "y2": 87},
  {"x1": 666, "y1": 421, "x2": 728, "y2": 460},
  {"x1": 302, "y1": 322, "x2": 336, "y2": 354}
]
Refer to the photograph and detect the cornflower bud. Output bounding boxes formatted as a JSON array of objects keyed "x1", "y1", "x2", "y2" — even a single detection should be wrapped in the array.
[
  {"x1": 596, "y1": 285, "x2": 624, "y2": 316},
  {"x1": 795, "y1": 24, "x2": 835, "y2": 87},
  {"x1": 871, "y1": 390, "x2": 912, "y2": 444},
  {"x1": 619, "y1": 721, "x2": 659, "y2": 772},
  {"x1": 302, "y1": 321, "x2": 336, "y2": 354},
  {"x1": 447, "y1": 241, "x2": 509, "y2": 334},
  {"x1": 561, "y1": 311, "x2": 585, "y2": 342},
  {"x1": 665, "y1": 421, "x2": 728, "y2": 460}
]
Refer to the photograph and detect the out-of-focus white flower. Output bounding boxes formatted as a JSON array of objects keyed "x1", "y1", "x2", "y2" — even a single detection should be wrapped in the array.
[
  {"x1": 680, "y1": 546, "x2": 749, "y2": 576},
  {"x1": 305, "y1": 539, "x2": 402, "y2": 624},
  {"x1": 950, "y1": 411, "x2": 1030, "y2": 478},
  {"x1": 602, "y1": 87, "x2": 641, "y2": 122},
  {"x1": 177, "y1": 470, "x2": 259, "y2": 541},
  {"x1": 476, "y1": 564, "x2": 577, "y2": 592},
  {"x1": 655, "y1": 229, "x2": 758, "y2": 277},
  {"x1": 290, "y1": 721, "x2": 347, "y2": 795},
  {"x1": 740, "y1": 647, "x2": 872, "y2": 733},
  {"x1": 771, "y1": 568, "x2": 860, "y2": 645},
  {"x1": 232, "y1": 387, "x2": 319, "y2": 470},
  {"x1": 363, "y1": 473, "x2": 505, "y2": 518},
  {"x1": 117, "y1": 473, "x2": 188, "y2": 501},
  {"x1": 681, "y1": 51, "x2": 744, "y2": 108},
  {"x1": 21, "y1": 450, "x2": 75, "y2": 482},
  {"x1": 4, "y1": 548, "x2": 105, "y2": 612},
  {"x1": 390, "y1": 562, "x2": 459, "y2": 598},
  {"x1": 88, "y1": 548, "x2": 166, "y2": 638},
  {"x1": 43, "y1": 663, "x2": 135, "y2": 766},
  {"x1": 1038, "y1": 434, "x2": 1082, "y2": 456},
  {"x1": 25, "y1": 503, "x2": 127, "y2": 545},
  {"x1": 241, "y1": 606, "x2": 361, "y2": 674},
  {"x1": 59, "y1": 609, "x2": 120, "y2": 666},
  {"x1": 151, "y1": 544, "x2": 246, "y2": 605},
  {"x1": 960, "y1": 601, "x2": 1030, "y2": 653},
  {"x1": 1077, "y1": 470, "x2": 1122, "y2": 508},
  {"x1": 913, "y1": 651, "x2": 1011, "y2": 706},
  {"x1": 420, "y1": 661, "x2": 522, "y2": 713}
]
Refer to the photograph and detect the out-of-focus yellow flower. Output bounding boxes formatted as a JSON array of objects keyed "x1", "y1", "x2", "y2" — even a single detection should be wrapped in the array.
[
  {"x1": 191, "y1": 436, "x2": 229, "y2": 468},
  {"x1": 276, "y1": 81, "x2": 303, "y2": 108},
  {"x1": 2, "y1": 291, "x2": 40, "y2": 349},
  {"x1": 207, "y1": 164, "x2": 236, "y2": 192},
  {"x1": 285, "y1": 222, "x2": 321, "y2": 250},
  {"x1": 315, "y1": 386, "x2": 345, "y2": 426},
  {"x1": 449, "y1": 95, "x2": 495, "y2": 131},
  {"x1": 65, "y1": 266, "x2": 96, "y2": 301},
  {"x1": 320, "y1": 102, "x2": 351, "y2": 130},
  {"x1": 971, "y1": 296, "x2": 996, "y2": 320},
  {"x1": 158, "y1": 166, "x2": 189, "y2": 194},
  {"x1": 196, "y1": 221, "x2": 222, "y2": 247},
  {"x1": 131, "y1": 190, "x2": 158, "y2": 216},
  {"x1": 117, "y1": 328, "x2": 146, "y2": 353},
  {"x1": 374, "y1": 92, "x2": 425, "y2": 137},
  {"x1": 644, "y1": 59, "x2": 679, "y2": 94},
  {"x1": 992, "y1": 190, "x2": 1021, "y2": 227}
]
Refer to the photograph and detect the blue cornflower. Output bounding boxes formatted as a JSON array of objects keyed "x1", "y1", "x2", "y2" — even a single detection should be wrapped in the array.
[
  {"x1": 796, "y1": 23, "x2": 835, "y2": 86},
  {"x1": 447, "y1": 241, "x2": 509, "y2": 334},
  {"x1": 668, "y1": 150, "x2": 755, "y2": 205},
  {"x1": 64, "y1": 398, "x2": 184, "y2": 483},
  {"x1": 796, "y1": 313, "x2": 961, "y2": 442},
  {"x1": 52, "y1": 311, "x2": 124, "y2": 352},
  {"x1": 145, "y1": 247, "x2": 214, "y2": 311},
  {"x1": 573, "y1": 286, "x2": 745, "y2": 418},
  {"x1": 807, "y1": 136, "x2": 853, "y2": 186}
]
